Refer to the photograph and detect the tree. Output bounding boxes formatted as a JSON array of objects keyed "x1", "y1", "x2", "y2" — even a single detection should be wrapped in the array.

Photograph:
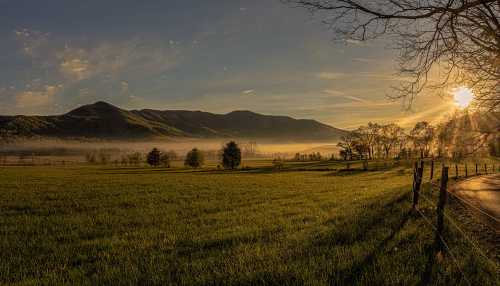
[
  {"x1": 353, "y1": 140, "x2": 370, "y2": 160},
  {"x1": 98, "y1": 150, "x2": 111, "y2": 165},
  {"x1": 222, "y1": 141, "x2": 242, "y2": 169},
  {"x1": 488, "y1": 135, "x2": 500, "y2": 157},
  {"x1": 85, "y1": 152, "x2": 97, "y2": 164},
  {"x1": 147, "y1": 148, "x2": 161, "y2": 167},
  {"x1": 127, "y1": 152, "x2": 143, "y2": 166},
  {"x1": 286, "y1": 0, "x2": 499, "y2": 111},
  {"x1": 185, "y1": 148, "x2": 204, "y2": 168},
  {"x1": 337, "y1": 132, "x2": 357, "y2": 160},
  {"x1": 380, "y1": 123, "x2": 404, "y2": 159},
  {"x1": 166, "y1": 150, "x2": 178, "y2": 161},
  {"x1": 159, "y1": 153, "x2": 171, "y2": 168},
  {"x1": 355, "y1": 122, "x2": 380, "y2": 159},
  {"x1": 410, "y1": 121, "x2": 435, "y2": 158}
]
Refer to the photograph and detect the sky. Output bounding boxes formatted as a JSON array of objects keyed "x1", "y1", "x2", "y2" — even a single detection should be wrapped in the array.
[{"x1": 0, "y1": 0, "x2": 459, "y2": 129}]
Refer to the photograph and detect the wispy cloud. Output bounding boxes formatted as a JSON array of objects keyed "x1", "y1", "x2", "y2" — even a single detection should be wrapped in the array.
[
  {"x1": 241, "y1": 89, "x2": 255, "y2": 95},
  {"x1": 8, "y1": 29, "x2": 183, "y2": 113},
  {"x1": 316, "y1": 72, "x2": 345, "y2": 80},
  {"x1": 14, "y1": 28, "x2": 50, "y2": 57},
  {"x1": 343, "y1": 95, "x2": 368, "y2": 103},
  {"x1": 15, "y1": 84, "x2": 63, "y2": 108},
  {"x1": 353, "y1": 57, "x2": 376, "y2": 63},
  {"x1": 323, "y1": 89, "x2": 371, "y2": 104},
  {"x1": 322, "y1": 89, "x2": 345, "y2": 96}
]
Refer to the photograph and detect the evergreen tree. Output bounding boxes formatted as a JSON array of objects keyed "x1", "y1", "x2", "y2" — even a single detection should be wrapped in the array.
[
  {"x1": 147, "y1": 148, "x2": 161, "y2": 167},
  {"x1": 159, "y1": 153, "x2": 171, "y2": 168},
  {"x1": 221, "y1": 141, "x2": 242, "y2": 170},
  {"x1": 184, "y1": 148, "x2": 204, "y2": 168}
]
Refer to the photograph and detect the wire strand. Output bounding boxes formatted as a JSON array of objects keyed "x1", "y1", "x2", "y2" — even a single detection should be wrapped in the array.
[
  {"x1": 447, "y1": 191, "x2": 500, "y2": 223},
  {"x1": 415, "y1": 208, "x2": 472, "y2": 286}
]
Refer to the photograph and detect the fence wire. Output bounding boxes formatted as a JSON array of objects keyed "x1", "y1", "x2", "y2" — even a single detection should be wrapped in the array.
[
  {"x1": 412, "y1": 167, "x2": 500, "y2": 285},
  {"x1": 414, "y1": 206, "x2": 473, "y2": 286}
]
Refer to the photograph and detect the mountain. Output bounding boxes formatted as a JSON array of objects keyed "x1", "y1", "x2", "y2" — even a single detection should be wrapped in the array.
[{"x1": 0, "y1": 101, "x2": 347, "y2": 141}]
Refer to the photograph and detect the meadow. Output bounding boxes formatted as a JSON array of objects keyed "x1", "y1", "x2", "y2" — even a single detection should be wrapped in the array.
[{"x1": 0, "y1": 161, "x2": 498, "y2": 285}]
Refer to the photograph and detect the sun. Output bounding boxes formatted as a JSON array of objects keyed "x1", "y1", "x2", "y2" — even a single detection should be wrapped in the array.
[{"x1": 452, "y1": 87, "x2": 474, "y2": 109}]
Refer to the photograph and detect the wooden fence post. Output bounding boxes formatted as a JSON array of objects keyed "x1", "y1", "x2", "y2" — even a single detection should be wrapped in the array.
[
  {"x1": 484, "y1": 164, "x2": 487, "y2": 174},
  {"x1": 435, "y1": 166, "x2": 449, "y2": 252},
  {"x1": 430, "y1": 160, "x2": 434, "y2": 180},
  {"x1": 476, "y1": 163, "x2": 478, "y2": 175},
  {"x1": 413, "y1": 161, "x2": 424, "y2": 209},
  {"x1": 465, "y1": 163, "x2": 468, "y2": 177},
  {"x1": 455, "y1": 164, "x2": 458, "y2": 179},
  {"x1": 412, "y1": 161, "x2": 418, "y2": 199}
]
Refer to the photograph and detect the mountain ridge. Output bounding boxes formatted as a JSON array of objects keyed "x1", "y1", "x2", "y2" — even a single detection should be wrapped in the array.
[{"x1": 0, "y1": 101, "x2": 347, "y2": 141}]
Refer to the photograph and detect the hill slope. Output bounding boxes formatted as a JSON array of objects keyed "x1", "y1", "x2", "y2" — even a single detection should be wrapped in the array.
[{"x1": 0, "y1": 101, "x2": 347, "y2": 141}]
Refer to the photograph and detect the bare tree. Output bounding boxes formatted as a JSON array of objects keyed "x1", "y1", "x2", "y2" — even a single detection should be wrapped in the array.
[
  {"x1": 380, "y1": 123, "x2": 404, "y2": 159},
  {"x1": 410, "y1": 121, "x2": 436, "y2": 158},
  {"x1": 337, "y1": 132, "x2": 357, "y2": 160},
  {"x1": 285, "y1": 0, "x2": 499, "y2": 111},
  {"x1": 356, "y1": 122, "x2": 381, "y2": 159}
]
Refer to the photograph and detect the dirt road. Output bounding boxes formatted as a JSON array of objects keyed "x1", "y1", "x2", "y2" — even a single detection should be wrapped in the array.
[{"x1": 450, "y1": 174, "x2": 500, "y2": 229}]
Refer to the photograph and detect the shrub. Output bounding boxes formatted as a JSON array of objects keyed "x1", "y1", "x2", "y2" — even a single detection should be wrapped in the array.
[
  {"x1": 185, "y1": 148, "x2": 204, "y2": 168},
  {"x1": 98, "y1": 151, "x2": 111, "y2": 165},
  {"x1": 147, "y1": 148, "x2": 161, "y2": 167},
  {"x1": 85, "y1": 152, "x2": 97, "y2": 164},
  {"x1": 127, "y1": 152, "x2": 143, "y2": 166},
  {"x1": 273, "y1": 158, "x2": 284, "y2": 170},
  {"x1": 221, "y1": 141, "x2": 241, "y2": 170},
  {"x1": 166, "y1": 150, "x2": 177, "y2": 161},
  {"x1": 160, "y1": 153, "x2": 171, "y2": 168}
]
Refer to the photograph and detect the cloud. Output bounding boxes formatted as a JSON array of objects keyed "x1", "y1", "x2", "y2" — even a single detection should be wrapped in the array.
[
  {"x1": 358, "y1": 72, "x2": 410, "y2": 81},
  {"x1": 241, "y1": 89, "x2": 255, "y2": 95},
  {"x1": 121, "y1": 81, "x2": 129, "y2": 94},
  {"x1": 55, "y1": 40, "x2": 180, "y2": 82},
  {"x1": 343, "y1": 95, "x2": 368, "y2": 103},
  {"x1": 322, "y1": 89, "x2": 345, "y2": 96},
  {"x1": 323, "y1": 89, "x2": 370, "y2": 103},
  {"x1": 345, "y1": 39, "x2": 362, "y2": 45},
  {"x1": 353, "y1": 57, "x2": 376, "y2": 63},
  {"x1": 14, "y1": 28, "x2": 50, "y2": 57},
  {"x1": 15, "y1": 84, "x2": 63, "y2": 108},
  {"x1": 316, "y1": 72, "x2": 345, "y2": 80},
  {"x1": 60, "y1": 58, "x2": 90, "y2": 80}
]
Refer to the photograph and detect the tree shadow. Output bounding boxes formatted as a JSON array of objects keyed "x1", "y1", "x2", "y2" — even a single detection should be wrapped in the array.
[
  {"x1": 418, "y1": 240, "x2": 440, "y2": 286},
  {"x1": 332, "y1": 210, "x2": 412, "y2": 285},
  {"x1": 297, "y1": 188, "x2": 415, "y2": 284}
]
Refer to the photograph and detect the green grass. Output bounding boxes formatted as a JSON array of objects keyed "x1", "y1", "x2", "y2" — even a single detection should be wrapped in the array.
[{"x1": 0, "y1": 164, "x2": 497, "y2": 285}]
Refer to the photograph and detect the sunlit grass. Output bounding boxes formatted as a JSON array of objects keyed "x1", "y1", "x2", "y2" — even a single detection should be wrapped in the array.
[{"x1": 0, "y1": 164, "x2": 497, "y2": 285}]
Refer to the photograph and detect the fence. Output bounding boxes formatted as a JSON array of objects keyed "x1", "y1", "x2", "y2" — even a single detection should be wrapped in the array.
[{"x1": 410, "y1": 160, "x2": 499, "y2": 285}]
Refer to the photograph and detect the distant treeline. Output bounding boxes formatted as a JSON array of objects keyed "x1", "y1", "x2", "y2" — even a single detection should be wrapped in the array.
[{"x1": 337, "y1": 112, "x2": 499, "y2": 161}]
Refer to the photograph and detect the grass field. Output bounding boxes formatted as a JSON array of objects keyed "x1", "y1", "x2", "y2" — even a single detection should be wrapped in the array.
[{"x1": 0, "y1": 163, "x2": 498, "y2": 285}]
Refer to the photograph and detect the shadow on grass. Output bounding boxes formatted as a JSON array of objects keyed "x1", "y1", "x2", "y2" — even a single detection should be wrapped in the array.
[
  {"x1": 205, "y1": 271, "x2": 305, "y2": 286},
  {"x1": 301, "y1": 188, "x2": 417, "y2": 285},
  {"x1": 418, "y1": 240, "x2": 440, "y2": 286}
]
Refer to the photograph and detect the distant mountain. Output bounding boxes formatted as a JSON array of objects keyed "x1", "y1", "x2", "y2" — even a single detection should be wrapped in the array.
[{"x1": 0, "y1": 101, "x2": 347, "y2": 141}]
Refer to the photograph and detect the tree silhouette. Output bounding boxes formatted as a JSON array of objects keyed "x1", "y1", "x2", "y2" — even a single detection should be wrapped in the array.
[
  {"x1": 222, "y1": 141, "x2": 242, "y2": 170},
  {"x1": 147, "y1": 148, "x2": 161, "y2": 167},
  {"x1": 159, "y1": 153, "x2": 171, "y2": 168},
  {"x1": 285, "y1": 0, "x2": 499, "y2": 111},
  {"x1": 410, "y1": 122, "x2": 435, "y2": 158},
  {"x1": 337, "y1": 133, "x2": 357, "y2": 160},
  {"x1": 184, "y1": 148, "x2": 204, "y2": 168}
]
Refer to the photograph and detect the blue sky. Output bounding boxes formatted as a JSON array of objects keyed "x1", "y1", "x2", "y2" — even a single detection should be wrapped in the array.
[{"x1": 0, "y1": 0, "x2": 456, "y2": 128}]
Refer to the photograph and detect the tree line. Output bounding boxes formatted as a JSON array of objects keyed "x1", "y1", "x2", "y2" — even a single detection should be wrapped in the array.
[
  {"x1": 146, "y1": 141, "x2": 242, "y2": 169},
  {"x1": 338, "y1": 116, "x2": 500, "y2": 161},
  {"x1": 86, "y1": 141, "x2": 245, "y2": 170}
]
